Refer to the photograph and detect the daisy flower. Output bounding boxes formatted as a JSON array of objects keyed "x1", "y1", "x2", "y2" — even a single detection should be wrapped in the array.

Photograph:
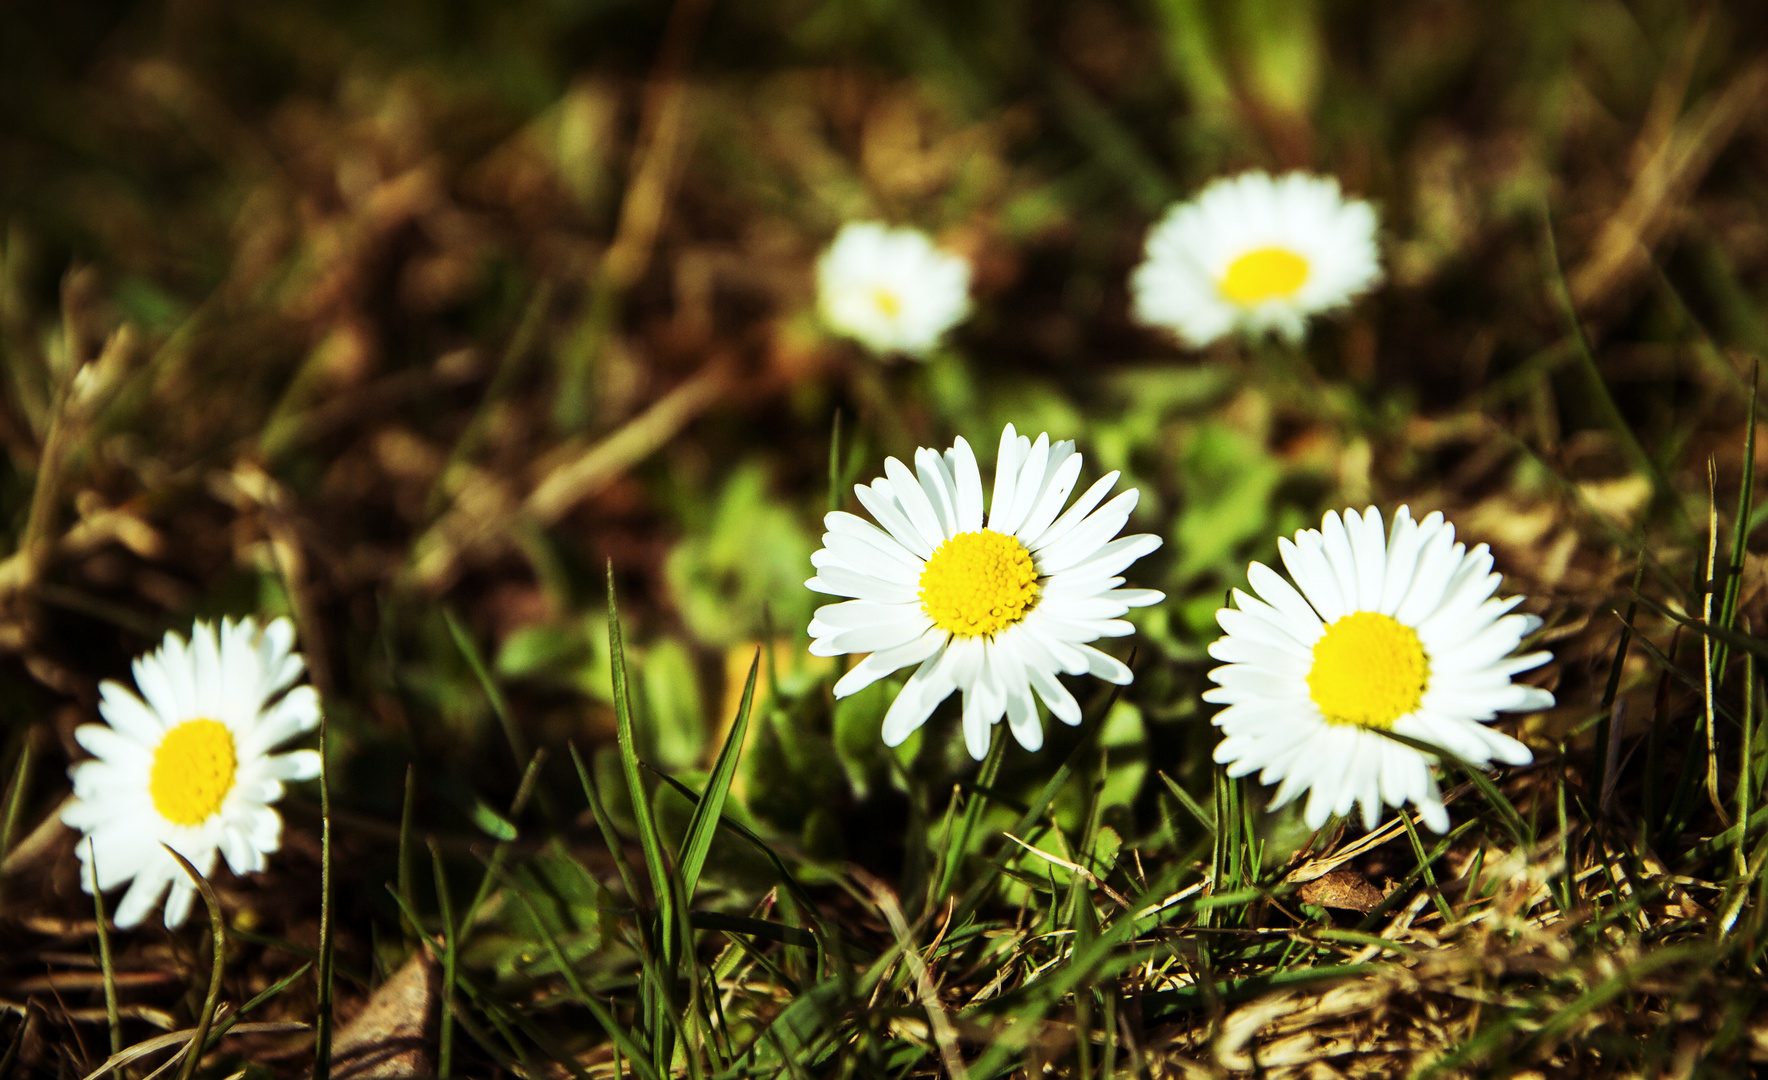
[
  {"x1": 816, "y1": 221, "x2": 971, "y2": 358},
  {"x1": 1130, "y1": 170, "x2": 1380, "y2": 348},
  {"x1": 62, "y1": 617, "x2": 322, "y2": 929},
  {"x1": 1204, "y1": 507, "x2": 1553, "y2": 832},
  {"x1": 807, "y1": 423, "x2": 1164, "y2": 759}
]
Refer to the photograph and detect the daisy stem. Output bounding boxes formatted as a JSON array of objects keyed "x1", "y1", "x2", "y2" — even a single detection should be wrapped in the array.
[{"x1": 937, "y1": 727, "x2": 1006, "y2": 902}]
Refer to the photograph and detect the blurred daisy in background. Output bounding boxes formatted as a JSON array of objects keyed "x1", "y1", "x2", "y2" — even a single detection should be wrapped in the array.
[
  {"x1": 807, "y1": 423, "x2": 1164, "y2": 759},
  {"x1": 1204, "y1": 506, "x2": 1552, "y2": 832},
  {"x1": 63, "y1": 617, "x2": 322, "y2": 929},
  {"x1": 1131, "y1": 171, "x2": 1381, "y2": 348},
  {"x1": 817, "y1": 221, "x2": 972, "y2": 358}
]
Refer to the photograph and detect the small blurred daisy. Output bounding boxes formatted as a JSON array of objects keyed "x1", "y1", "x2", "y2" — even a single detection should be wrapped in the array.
[
  {"x1": 807, "y1": 423, "x2": 1164, "y2": 759},
  {"x1": 1204, "y1": 507, "x2": 1552, "y2": 832},
  {"x1": 1131, "y1": 171, "x2": 1380, "y2": 348},
  {"x1": 63, "y1": 617, "x2": 321, "y2": 929},
  {"x1": 817, "y1": 221, "x2": 971, "y2": 358}
]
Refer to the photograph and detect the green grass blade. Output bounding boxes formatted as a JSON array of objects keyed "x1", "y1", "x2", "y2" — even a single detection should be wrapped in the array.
[
  {"x1": 1594, "y1": 562, "x2": 1645, "y2": 811},
  {"x1": 315, "y1": 696, "x2": 335, "y2": 1080},
  {"x1": 950, "y1": 681, "x2": 1128, "y2": 929},
  {"x1": 569, "y1": 741, "x2": 653, "y2": 935},
  {"x1": 161, "y1": 847, "x2": 226, "y2": 1080},
  {"x1": 428, "y1": 839, "x2": 459, "y2": 1079},
  {"x1": 1542, "y1": 209, "x2": 1690, "y2": 534},
  {"x1": 1377, "y1": 729, "x2": 1531, "y2": 846},
  {"x1": 607, "y1": 565, "x2": 678, "y2": 950},
  {"x1": 1715, "y1": 360, "x2": 1759, "y2": 680},
  {"x1": 936, "y1": 726, "x2": 1006, "y2": 902},
  {"x1": 198, "y1": 961, "x2": 314, "y2": 1052},
  {"x1": 397, "y1": 763, "x2": 416, "y2": 948},
  {"x1": 86, "y1": 840, "x2": 121, "y2": 1069},
  {"x1": 1399, "y1": 811, "x2": 1455, "y2": 923},
  {"x1": 680, "y1": 648, "x2": 759, "y2": 903},
  {"x1": 644, "y1": 765, "x2": 829, "y2": 942},
  {"x1": 496, "y1": 863, "x2": 665, "y2": 1080},
  {"x1": 827, "y1": 409, "x2": 843, "y2": 516},
  {"x1": 1158, "y1": 770, "x2": 1215, "y2": 838},
  {"x1": 444, "y1": 605, "x2": 529, "y2": 769},
  {"x1": 0, "y1": 740, "x2": 31, "y2": 880},
  {"x1": 689, "y1": 911, "x2": 819, "y2": 949}
]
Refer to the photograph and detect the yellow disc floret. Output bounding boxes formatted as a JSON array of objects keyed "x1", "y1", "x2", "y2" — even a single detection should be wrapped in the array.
[
  {"x1": 1307, "y1": 612, "x2": 1430, "y2": 730},
  {"x1": 1220, "y1": 247, "x2": 1311, "y2": 305},
  {"x1": 872, "y1": 287, "x2": 903, "y2": 320},
  {"x1": 919, "y1": 530, "x2": 1041, "y2": 637},
  {"x1": 150, "y1": 719, "x2": 238, "y2": 826}
]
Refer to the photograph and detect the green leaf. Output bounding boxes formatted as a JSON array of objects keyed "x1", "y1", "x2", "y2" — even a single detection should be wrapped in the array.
[
  {"x1": 466, "y1": 795, "x2": 519, "y2": 842},
  {"x1": 639, "y1": 637, "x2": 707, "y2": 772},
  {"x1": 678, "y1": 649, "x2": 758, "y2": 902}
]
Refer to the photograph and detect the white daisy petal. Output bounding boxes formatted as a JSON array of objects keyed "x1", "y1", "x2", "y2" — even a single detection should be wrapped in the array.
[
  {"x1": 831, "y1": 630, "x2": 949, "y2": 698},
  {"x1": 881, "y1": 649, "x2": 959, "y2": 746},
  {"x1": 60, "y1": 617, "x2": 321, "y2": 929},
  {"x1": 114, "y1": 860, "x2": 174, "y2": 930},
  {"x1": 811, "y1": 422, "x2": 1160, "y2": 758},
  {"x1": 1131, "y1": 170, "x2": 1381, "y2": 348},
  {"x1": 1016, "y1": 450, "x2": 1083, "y2": 544},
  {"x1": 1207, "y1": 506, "x2": 1551, "y2": 833},
  {"x1": 884, "y1": 457, "x2": 947, "y2": 552},
  {"x1": 997, "y1": 433, "x2": 1050, "y2": 537},
  {"x1": 854, "y1": 480, "x2": 935, "y2": 559},
  {"x1": 915, "y1": 447, "x2": 961, "y2": 537},
  {"x1": 988, "y1": 424, "x2": 1023, "y2": 531},
  {"x1": 949, "y1": 437, "x2": 986, "y2": 532},
  {"x1": 805, "y1": 565, "x2": 919, "y2": 604},
  {"x1": 817, "y1": 221, "x2": 972, "y2": 357},
  {"x1": 1031, "y1": 472, "x2": 1120, "y2": 553}
]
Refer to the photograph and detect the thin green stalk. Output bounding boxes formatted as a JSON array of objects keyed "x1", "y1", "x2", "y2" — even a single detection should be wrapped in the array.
[
  {"x1": 936, "y1": 727, "x2": 1006, "y2": 902},
  {"x1": 458, "y1": 750, "x2": 546, "y2": 936},
  {"x1": 1739, "y1": 653, "x2": 1757, "y2": 882},
  {"x1": 496, "y1": 864, "x2": 665, "y2": 1080},
  {"x1": 87, "y1": 840, "x2": 122, "y2": 1068},
  {"x1": 1399, "y1": 811, "x2": 1454, "y2": 924},
  {"x1": 1714, "y1": 359, "x2": 1759, "y2": 678},
  {"x1": 1594, "y1": 561, "x2": 1645, "y2": 811},
  {"x1": 445, "y1": 606, "x2": 529, "y2": 771},
  {"x1": 827, "y1": 409, "x2": 843, "y2": 515},
  {"x1": 314, "y1": 697, "x2": 335, "y2": 1080},
  {"x1": 0, "y1": 741, "x2": 32, "y2": 889},
  {"x1": 1542, "y1": 209, "x2": 1690, "y2": 534},
  {"x1": 1557, "y1": 751, "x2": 1575, "y2": 913},
  {"x1": 398, "y1": 764, "x2": 416, "y2": 949},
  {"x1": 162, "y1": 847, "x2": 226, "y2": 1080},
  {"x1": 429, "y1": 839, "x2": 459, "y2": 1080},
  {"x1": 1704, "y1": 462, "x2": 1732, "y2": 826}
]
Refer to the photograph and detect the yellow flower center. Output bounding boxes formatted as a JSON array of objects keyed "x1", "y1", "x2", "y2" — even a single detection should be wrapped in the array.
[
  {"x1": 1220, "y1": 247, "x2": 1311, "y2": 305},
  {"x1": 150, "y1": 719, "x2": 238, "y2": 826},
  {"x1": 919, "y1": 530, "x2": 1040, "y2": 637},
  {"x1": 872, "y1": 287, "x2": 903, "y2": 320},
  {"x1": 1307, "y1": 612, "x2": 1430, "y2": 730}
]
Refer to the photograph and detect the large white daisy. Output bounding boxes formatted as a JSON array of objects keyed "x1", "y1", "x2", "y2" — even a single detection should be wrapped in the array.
[
  {"x1": 807, "y1": 423, "x2": 1164, "y2": 759},
  {"x1": 63, "y1": 617, "x2": 322, "y2": 929},
  {"x1": 1131, "y1": 170, "x2": 1381, "y2": 348},
  {"x1": 1204, "y1": 507, "x2": 1553, "y2": 832},
  {"x1": 816, "y1": 221, "x2": 971, "y2": 358}
]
